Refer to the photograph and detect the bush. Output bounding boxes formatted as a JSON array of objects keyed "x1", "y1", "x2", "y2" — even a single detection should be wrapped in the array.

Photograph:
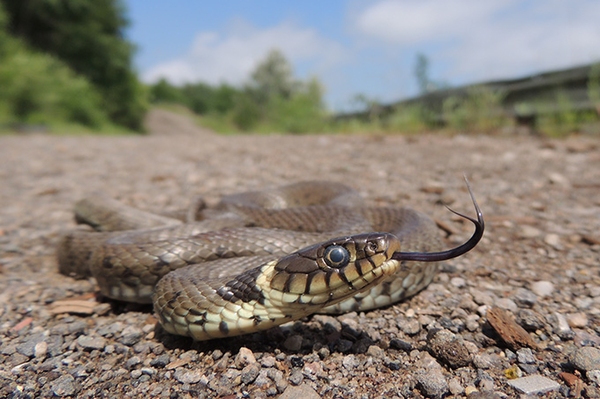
[{"x1": 0, "y1": 44, "x2": 109, "y2": 129}]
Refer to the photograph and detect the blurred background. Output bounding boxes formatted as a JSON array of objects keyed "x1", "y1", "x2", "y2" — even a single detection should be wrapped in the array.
[{"x1": 1, "y1": 0, "x2": 599, "y2": 136}]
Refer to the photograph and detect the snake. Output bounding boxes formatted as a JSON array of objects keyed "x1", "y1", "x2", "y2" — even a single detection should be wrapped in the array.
[{"x1": 57, "y1": 181, "x2": 484, "y2": 341}]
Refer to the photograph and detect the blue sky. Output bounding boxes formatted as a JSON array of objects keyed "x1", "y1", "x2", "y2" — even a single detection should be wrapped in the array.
[{"x1": 125, "y1": 0, "x2": 600, "y2": 111}]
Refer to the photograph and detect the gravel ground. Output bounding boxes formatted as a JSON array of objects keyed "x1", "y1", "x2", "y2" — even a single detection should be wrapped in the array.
[{"x1": 1, "y1": 109, "x2": 599, "y2": 398}]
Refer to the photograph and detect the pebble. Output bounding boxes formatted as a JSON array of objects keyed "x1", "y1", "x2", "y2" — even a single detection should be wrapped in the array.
[
  {"x1": 150, "y1": 354, "x2": 171, "y2": 367},
  {"x1": 426, "y1": 329, "x2": 472, "y2": 368},
  {"x1": 34, "y1": 341, "x2": 48, "y2": 358},
  {"x1": 240, "y1": 363, "x2": 260, "y2": 384},
  {"x1": 517, "y1": 348, "x2": 536, "y2": 364},
  {"x1": 588, "y1": 370, "x2": 600, "y2": 386},
  {"x1": 571, "y1": 346, "x2": 600, "y2": 371},
  {"x1": 512, "y1": 288, "x2": 537, "y2": 307},
  {"x1": 552, "y1": 312, "x2": 575, "y2": 340},
  {"x1": 234, "y1": 347, "x2": 256, "y2": 368},
  {"x1": 530, "y1": 281, "x2": 554, "y2": 297},
  {"x1": 50, "y1": 374, "x2": 78, "y2": 397},
  {"x1": 506, "y1": 374, "x2": 560, "y2": 394},
  {"x1": 415, "y1": 355, "x2": 448, "y2": 398},
  {"x1": 472, "y1": 353, "x2": 502, "y2": 369},
  {"x1": 279, "y1": 384, "x2": 321, "y2": 399},
  {"x1": 450, "y1": 277, "x2": 467, "y2": 288},
  {"x1": 519, "y1": 225, "x2": 541, "y2": 238},
  {"x1": 76, "y1": 335, "x2": 106, "y2": 351},
  {"x1": 400, "y1": 318, "x2": 421, "y2": 335},
  {"x1": 544, "y1": 233, "x2": 562, "y2": 250},
  {"x1": 288, "y1": 369, "x2": 304, "y2": 385},
  {"x1": 119, "y1": 325, "x2": 143, "y2": 346},
  {"x1": 516, "y1": 309, "x2": 546, "y2": 331},
  {"x1": 173, "y1": 369, "x2": 204, "y2": 384},
  {"x1": 342, "y1": 355, "x2": 360, "y2": 370},
  {"x1": 567, "y1": 312, "x2": 589, "y2": 328},
  {"x1": 494, "y1": 298, "x2": 518, "y2": 312}
]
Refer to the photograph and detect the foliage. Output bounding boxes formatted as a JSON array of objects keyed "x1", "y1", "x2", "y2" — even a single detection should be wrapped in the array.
[
  {"x1": 0, "y1": 3, "x2": 111, "y2": 131},
  {"x1": 148, "y1": 49, "x2": 328, "y2": 134},
  {"x1": 1, "y1": 0, "x2": 147, "y2": 131},
  {"x1": 442, "y1": 86, "x2": 509, "y2": 133}
]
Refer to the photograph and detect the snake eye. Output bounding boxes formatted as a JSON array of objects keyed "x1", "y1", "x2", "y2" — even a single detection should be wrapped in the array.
[{"x1": 323, "y1": 245, "x2": 350, "y2": 268}]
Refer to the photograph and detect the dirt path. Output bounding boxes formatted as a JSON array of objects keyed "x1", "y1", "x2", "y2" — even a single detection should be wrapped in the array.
[{"x1": 0, "y1": 109, "x2": 599, "y2": 398}]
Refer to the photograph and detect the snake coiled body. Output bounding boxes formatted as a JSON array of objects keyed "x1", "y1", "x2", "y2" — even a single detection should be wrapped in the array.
[{"x1": 58, "y1": 181, "x2": 482, "y2": 341}]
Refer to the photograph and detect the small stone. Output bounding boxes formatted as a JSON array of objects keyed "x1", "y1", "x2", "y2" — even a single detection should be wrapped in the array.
[
  {"x1": 448, "y1": 377, "x2": 464, "y2": 395},
  {"x1": 400, "y1": 318, "x2": 421, "y2": 335},
  {"x1": 516, "y1": 309, "x2": 546, "y2": 331},
  {"x1": 567, "y1": 312, "x2": 589, "y2": 328},
  {"x1": 571, "y1": 346, "x2": 600, "y2": 371},
  {"x1": 283, "y1": 335, "x2": 303, "y2": 351},
  {"x1": 150, "y1": 354, "x2": 171, "y2": 368},
  {"x1": 279, "y1": 384, "x2": 320, "y2": 399},
  {"x1": 450, "y1": 277, "x2": 467, "y2": 288},
  {"x1": 130, "y1": 369, "x2": 142, "y2": 379},
  {"x1": 389, "y1": 338, "x2": 413, "y2": 352},
  {"x1": 288, "y1": 369, "x2": 304, "y2": 385},
  {"x1": 76, "y1": 335, "x2": 107, "y2": 351},
  {"x1": 240, "y1": 363, "x2": 260, "y2": 384},
  {"x1": 342, "y1": 355, "x2": 360, "y2": 370},
  {"x1": 519, "y1": 225, "x2": 541, "y2": 238},
  {"x1": 552, "y1": 312, "x2": 574, "y2": 340},
  {"x1": 34, "y1": 341, "x2": 48, "y2": 358},
  {"x1": 495, "y1": 298, "x2": 518, "y2": 312},
  {"x1": 174, "y1": 369, "x2": 204, "y2": 384},
  {"x1": 119, "y1": 326, "x2": 143, "y2": 346},
  {"x1": 588, "y1": 370, "x2": 600, "y2": 386},
  {"x1": 507, "y1": 374, "x2": 560, "y2": 394},
  {"x1": 473, "y1": 353, "x2": 502, "y2": 369},
  {"x1": 125, "y1": 356, "x2": 141, "y2": 369},
  {"x1": 427, "y1": 329, "x2": 472, "y2": 368},
  {"x1": 366, "y1": 345, "x2": 384, "y2": 358},
  {"x1": 261, "y1": 355, "x2": 276, "y2": 368},
  {"x1": 513, "y1": 288, "x2": 537, "y2": 308},
  {"x1": 51, "y1": 374, "x2": 78, "y2": 397},
  {"x1": 416, "y1": 361, "x2": 448, "y2": 397},
  {"x1": 234, "y1": 347, "x2": 256, "y2": 369},
  {"x1": 530, "y1": 281, "x2": 554, "y2": 297},
  {"x1": 548, "y1": 172, "x2": 570, "y2": 187},
  {"x1": 517, "y1": 348, "x2": 536, "y2": 364},
  {"x1": 544, "y1": 234, "x2": 562, "y2": 250}
]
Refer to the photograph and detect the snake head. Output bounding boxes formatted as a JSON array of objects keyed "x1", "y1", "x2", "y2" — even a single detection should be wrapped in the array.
[{"x1": 266, "y1": 232, "x2": 402, "y2": 307}]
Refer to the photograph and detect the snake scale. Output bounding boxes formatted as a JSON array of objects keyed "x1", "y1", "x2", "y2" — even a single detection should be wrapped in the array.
[{"x1": 57, "y1": 181, "x2": 483, "y2": 341}]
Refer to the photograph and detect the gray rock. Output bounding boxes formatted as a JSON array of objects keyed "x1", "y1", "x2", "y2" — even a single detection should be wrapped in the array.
[
  {"x1": 427, "y1": 329, "x2": 472, "y2": 368},
  {"x1": 174, "y1": 368, "x2": 204, "y2": 384},
  {"x1": 288, "y1": 369, "x2": 304, "y2": 385},
  {"x1": 416, "y1": 367, "x2": 448, "y2": 398},
  {"x1": 516, "y1": 308, "x2": 546, "y2": 331},
  {"x1": 240, "y1": 363, "x2": 260, "y2": 384},
  {"x1": 279, "y1": 384, "x2": 320, "y2": 399},
  {"x1": 507, "y1": 374, "x2": 560, "y2": 394},
  {"x1": 150, "y1": 354, "x2": 171, "y2": 367},
  {"x1": 234, "y1": 347, "x2": 256, "y2": 368},
  {"x1": 119, "y1": 325, "x2": 143, "y2": 346},
  {"x1": 531, "y1": 281, "x2": 554, "y2": 297},
  {"x1": 50, "y1": 374, "x2": 79, "y2": 397},
  {"x1": 517, "y1": 348, "x2": 536, "y2": 364},
  {"x1": 571, "y1": 346, "x2": 600, "y2": 371},
  {"x1": 342, "y1": 354, "x2": 360, "y2": 370},
  {"x1": 76, "y1": 335, "x2": 107, "y2": 351},
  {"x1": 513, "y1": 288, "x2": 537, "y2": 307},
  {"x1": 552, "y1": 312, "x2": 574, "y2": 340}
]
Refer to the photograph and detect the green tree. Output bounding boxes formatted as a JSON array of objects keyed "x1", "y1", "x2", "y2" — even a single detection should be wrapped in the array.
[
  {"x1": 414, "y1": 53, "x2": 431, "y2": 94},
  {"x1": 249, "y1": 49, "x2": 296, "y2": 105},
  {"x1": 1, "y1": 0, "x2": 147, "y2": 131}
]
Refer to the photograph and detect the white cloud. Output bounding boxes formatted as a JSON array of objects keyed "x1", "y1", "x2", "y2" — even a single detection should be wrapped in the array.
[
  {"x1": 142, "y1": 20, "x2": 345, "y2": 86},
  {"x1": 354, "y1": 0, "x2": 600, "y2": 83}
]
